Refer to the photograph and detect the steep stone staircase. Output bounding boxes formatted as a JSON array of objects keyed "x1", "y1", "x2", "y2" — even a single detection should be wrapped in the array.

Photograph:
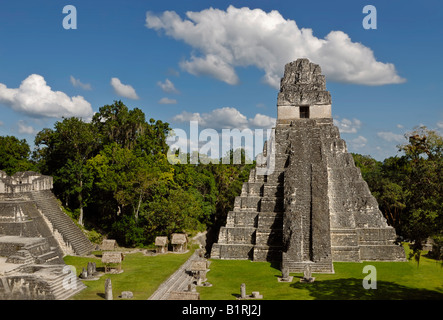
[
  {"x1": 211, "y1": 166, "x2": 285, "y2": 261},
  {"x1": 30, "y1": 190, "x2": 94, "y2": 256}
]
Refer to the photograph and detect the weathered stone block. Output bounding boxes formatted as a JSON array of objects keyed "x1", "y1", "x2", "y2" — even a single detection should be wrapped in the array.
[
  {"x1": 257, "y1": 212, "x2": 283, "y2": 229},
  {"x1": 217, "y1": 227, "x2": 256, "y2": 244},
  {"x1": 226, "y1": 211, "x2": 258, "y2": 228},
  {"x1": 330, "y1": 229, "x2": 359, "y2": 247},
  {"x1": 237, "y1": 196, "x2": 261, "y2": 211},
  {"x1": 260, "y1": 197, "x2": 284, "y2": 212},
  {"x1": 218, "y1": 244, "x2": 254, "y2": 260},
  {"x1": 241, "y1": 182, "x2": 263, "y2": 196},
  {"x1": 359, "y1": 245, "x2": 405, "y2": 261},
  {"x1": 262, "y1": 185, "x2": 283, "y2": 197},
  {"x1": 253, "y1": 245, "x2": 282, "y2": 262},
  {"x1": 255, "y1": 229, "x2": 282, "y2": 246}
]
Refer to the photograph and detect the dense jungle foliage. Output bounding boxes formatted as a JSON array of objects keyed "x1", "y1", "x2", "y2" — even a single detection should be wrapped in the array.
[
  {"x1": 1, "y1": 101, "x2": 253, "y2": 247},
  {"x1": 0, "y1": 101, "x2": 441, "y2": 260}
]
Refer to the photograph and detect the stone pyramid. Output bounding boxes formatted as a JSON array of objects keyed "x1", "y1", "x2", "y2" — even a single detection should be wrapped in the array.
[
  {"x1": 210, "y1": 59, "x2": 406, "y2": 273},
  {"x1": 0, "y1": 171, "x2": 94, "y2": 299}
]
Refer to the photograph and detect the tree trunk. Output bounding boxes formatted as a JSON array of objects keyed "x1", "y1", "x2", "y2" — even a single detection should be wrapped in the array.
[
  {"x1": 78, "y1": 204, "x2": 84, "y2": 226},
  {"x1": 135, "y1": 192, "x2": 142, "y2": 221},
  {"x1": 78, "y1": 180, "x2": 84, "y2": 226}
]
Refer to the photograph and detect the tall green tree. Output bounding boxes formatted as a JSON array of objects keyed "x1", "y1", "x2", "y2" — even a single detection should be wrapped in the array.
[
  {"x1": 352, "y1": 154, "x2": 409, "y2": 230},
  {"x1": 91, "y1": 100, "x2": 146, "y2": 150},
  {"x1": 34, "y1": 117, "x2": 99, "y2": 225},
  {"x1": 398, "y1": 127, "x2": 443, "y2": 259},
  {"x1": 86, "y1": 143, "x2": 172, "y2": 220},
  {"x1": 354, "y1": 127, "x2": 443, "y2": 264},
  {"x1": 136, "y1": 118, "x2": 171, "y2": 156},
  {"x1": 0, "y1": 136, "x2": 35, "y2": 175}
]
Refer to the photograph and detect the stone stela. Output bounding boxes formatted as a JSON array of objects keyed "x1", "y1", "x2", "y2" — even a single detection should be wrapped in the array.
[
  {"x1": 238, "y1": 283, "x2": 263, "y2": 300},
  {"x1": 210, "y1": 58, "x2": 406, "y2": 274},
  {"x1": 300, "y1": 264, "x2": 315, "y2": 283}
]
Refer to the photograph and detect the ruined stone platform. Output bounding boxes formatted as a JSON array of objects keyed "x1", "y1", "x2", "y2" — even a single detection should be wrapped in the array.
[{"x1": 0, "y1": 171, "x2": 94, "y2": 299}]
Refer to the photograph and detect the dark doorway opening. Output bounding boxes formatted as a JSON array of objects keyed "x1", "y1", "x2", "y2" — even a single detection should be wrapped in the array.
[{"x1": 300, "y1": 106, "x2": 310, "y2": 118}]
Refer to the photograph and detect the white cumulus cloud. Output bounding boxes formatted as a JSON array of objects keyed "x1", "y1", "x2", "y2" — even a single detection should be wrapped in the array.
[
  {"x1": 70, "y1": 76, "x2": 92, "y2": 90},
  {"x1": 172, "y1": 111, "x2": 203, "y2": 124},
  {"x1": 110, "y1": 77, "x2": 139, "y2": 100},
  {"x1": 249, "y1": 113, "x2": 276, "y2": 128},
  {"x1": 17, "y1": 120, "x2": 36, "y2": 135},
  {"x1": 172, "y1": 107, "x2": 275, "y2": 130},
  {"x1": 146, "y1": 6, "x2": 405, "y2": 88},
  {"x1": 377, "y1": 131, "x2": 405, "y2": 143},
  {"x1": 0, "y1": 74, "x2": 93, "y2": 119},
  {"x1": 157, "y1": 79, "x2": 179, "y2": 94},
  {"x1": 349, "y1": 135, "x2": 368, "y2": 149},
  {"x1": 333, "y1": 118, "x2": 362, "y2": 134},
  {"x1": 158, "y1": 97, "x2": 177, "y2": 104}
]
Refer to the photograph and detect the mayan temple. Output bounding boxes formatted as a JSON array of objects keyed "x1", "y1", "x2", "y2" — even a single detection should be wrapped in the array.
[
  {"x1": 210, "y1": 58, "x2": 406, "y2": 273},
  {"x1": 0, "y1": 171, "x2": 94, "y2": 299}
]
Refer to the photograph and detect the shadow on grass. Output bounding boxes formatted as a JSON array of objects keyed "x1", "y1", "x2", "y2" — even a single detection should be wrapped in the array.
[
  {"x1": 270, "y1": 261, "x2": 281, "y2": 271},
  {"x1": 291, "y1": 278, "x2": 443, "y2": 300},
  {"x1": 96, "y1": 293, "x2": 105, "y2": 299}
]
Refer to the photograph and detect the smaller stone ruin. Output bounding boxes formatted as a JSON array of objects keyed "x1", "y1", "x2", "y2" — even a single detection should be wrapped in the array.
[
  {"x1": 101, "y1": 252, "x2": 124, "y2": 274},
  {"x1": 171, "y1": 233, "x2": 188, "y2": 253},
  {"x1": 189, "y1": 260, "x2": 209, "y2": 286},
  {"x1": 155, "y1": 236, "x2": 168, "y2": 254},
  {"x1": 101, "y1": 239, "x2": 117, "y2": 251},
  {"x1": 0, "y1": 171, "x2": 94, "y2": 299}
]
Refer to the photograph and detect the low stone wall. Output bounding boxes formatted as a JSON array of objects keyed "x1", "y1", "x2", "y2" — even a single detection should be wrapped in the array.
[
  {"x1": 0, "y1": 171, "x2": 53, "y2": 194},
  {"x1": 359, "y1": 244, "x2": 406, "y2": 261}
]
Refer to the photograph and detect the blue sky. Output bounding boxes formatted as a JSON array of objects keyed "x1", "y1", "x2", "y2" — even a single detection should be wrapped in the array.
[{"x1": 0, "y1": 0, "x2": 442, "y2": 160}]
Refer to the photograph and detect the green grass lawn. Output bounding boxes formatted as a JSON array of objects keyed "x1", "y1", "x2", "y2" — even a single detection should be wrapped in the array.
[
  {"x1": 198, "y1": 246, "x2": 443, "y2": 300},
  {"x1": 64, "y1": 245, "x2": 442, "y2": 300},
  {"x1": 64, "y1": 249, "x2": 194, "y2": 300}
]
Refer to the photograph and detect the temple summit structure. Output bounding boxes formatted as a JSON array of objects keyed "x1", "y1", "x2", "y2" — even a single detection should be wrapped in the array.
[{"x1": 210, "y1": 58, "x2": 406, "y2": 273}]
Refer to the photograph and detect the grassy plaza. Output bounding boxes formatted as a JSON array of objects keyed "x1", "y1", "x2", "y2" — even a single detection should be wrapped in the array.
[
  {"x1": 64, "y1": 249, "x2": 194, "y2": 300},
  {"x1": 198, "y1": 256, "x2": 442, "y2": 300},
  {"x1": 64, "y1": 244, "x2": 442, "y2": 300}
]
